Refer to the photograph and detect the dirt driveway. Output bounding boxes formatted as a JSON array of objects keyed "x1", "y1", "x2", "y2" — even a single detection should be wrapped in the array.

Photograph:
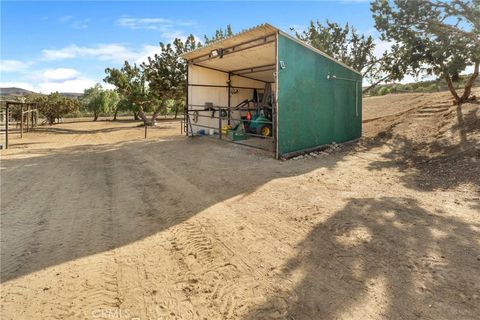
[{"x1": 1, "y1": 102, "x2": 479, "y2": 319}]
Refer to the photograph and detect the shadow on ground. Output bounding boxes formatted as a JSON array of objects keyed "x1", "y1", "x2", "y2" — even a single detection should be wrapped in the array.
[
  {"x1": 365, "y1": 104, "x2": 480, "y2": 191},
  {"x1": 0, "y1": 136, "x2": 342, "y2": 283},
  {"x1": 246, "y1": 197, "x2": 480, "y2": 319}
]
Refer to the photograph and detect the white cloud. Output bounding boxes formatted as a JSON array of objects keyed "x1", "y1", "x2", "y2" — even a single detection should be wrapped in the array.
[
  {"x1": 117, "y1": 16, "x2": 195, "y2": 42},
  {"x1": 58, "y1": 15, "x2": 74, "y2": 22},
  {"x1": 117, "y1": 16, "x2": 194, "y2": 31},
  {"x1": 58, "y1": 15, "x2": 90, "y2": 29},
  {"x1": 42, "y1": 68, "x2": 80, "y2": 81},
  {"x1": 0, "y1": 60, "x2": 33, "y2": 72},
  {"x1": 41, "y1": 43, "x2": 170, "y2": 64},
  {"x1": 118, "y1": 17, "x2": 173, "y2": 30},
  {"x1": 37, "y1": 78, "x2": 96, "y2": 93},
  {"x1": 134, "y1": 45, "x2": 161, "y2": 64},
  {"x1": 41, "y1": 44, "x2": 141, "y2": 62}
]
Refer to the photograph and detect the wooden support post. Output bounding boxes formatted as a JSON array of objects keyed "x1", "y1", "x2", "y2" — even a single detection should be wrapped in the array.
[
  {"x1": 5, "y1": 104, "x2": 9, "y2": 149},
  {"x1": 219, "y1": 107, "x2": 222, "y2": 140},
  {"x1": 144, "y1": 124, "x2": 147, "y2": 139},
  {"x1": 227, "y1": 73, "x2": 231, "y2": 125},
  {"x1": 31, "y1": 110, "x2": 34, "y2": 131},
  {"x1": 26, "y1": 107, "x2": 29, "y2": 132},
  {"x1": 20, "y1": 104, "x2": 24, "y2": 138}
]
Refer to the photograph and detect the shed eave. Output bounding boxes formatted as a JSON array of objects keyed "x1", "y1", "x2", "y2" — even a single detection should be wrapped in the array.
[
  {"x1": 180, "y1": 23, "x2": 362, "y2": 77},
  {"x1": 181, "y1": 23, "x2": 279, "y2": 61}
]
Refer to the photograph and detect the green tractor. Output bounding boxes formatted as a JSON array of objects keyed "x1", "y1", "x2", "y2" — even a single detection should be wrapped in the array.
[
  {"x1": 244, "y1": 106, "x2": 273, "y2": 137},
  {"x1": 234, "y1": 83, "x2": 273, "y2": 137}
]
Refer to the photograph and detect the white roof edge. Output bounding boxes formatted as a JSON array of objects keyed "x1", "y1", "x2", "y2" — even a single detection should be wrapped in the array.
[
  {"x1": 180, "y1": 23, "x2": 362, "y2": 76},
  {"x1": 278, "y1": 30, "x2": 362, "y2": 76},
  {"x1": 181, "y1": 23, "x2": 278, "y2": 60}
]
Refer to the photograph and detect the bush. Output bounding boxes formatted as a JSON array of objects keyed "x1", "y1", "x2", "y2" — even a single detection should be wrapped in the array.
[{"x1": 378, "y1": 87, "x2": 390, "y2": 95}]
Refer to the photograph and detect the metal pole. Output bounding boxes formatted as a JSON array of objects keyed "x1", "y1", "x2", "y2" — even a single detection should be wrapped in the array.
[
  {"x1": 227, "y1": 73, "x2": 231, "y2": 125},
  {"x1": 26, "y1": 106, "x2": 29, "y2": 132},
  {"x1": 5, "y1": 104, "x2": 9, "y2": 149},
  {"x1": 218, "y1": 107, "x2": 222, "y2": 140},
  {"x1": 20, "y1": 104, "x2": 24, "y2": 138},
  {"x1": 185, "y1": 63, "x2": 189, "y2": 136}
]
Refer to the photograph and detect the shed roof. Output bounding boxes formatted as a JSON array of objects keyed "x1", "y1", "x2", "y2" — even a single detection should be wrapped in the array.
[{"x1": 181, "y1": 23, "x2": 362, "y2": 76}]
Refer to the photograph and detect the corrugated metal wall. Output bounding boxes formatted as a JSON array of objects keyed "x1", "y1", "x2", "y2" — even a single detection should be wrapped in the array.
[{"x1": 277, "y1": 34, "x2": 362, "y2": 157}]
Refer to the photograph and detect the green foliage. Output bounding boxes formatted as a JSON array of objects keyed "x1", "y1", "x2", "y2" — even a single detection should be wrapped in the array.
[
  {"x1": 371, "y1": 0, "x2": 480, "y2": 103},
  {"x1": 27, "y1": 92, "x2": 79, "y2": 124},
  {"x1": 203, "y1": 25, "x2": 233, "y2": 45},
  {"x1": 366, "y1": 73, "x2": 480, "y2": 96},
  {"x1": 292, "y1": 20, "x2": 408, "y2": 92},
  {"x1": 105, "y1": 34, "x2": 199, "y2": 124},
  {"x1": 82, "y1": 84, "x2": 119, "y2": 120},
  {"x1": 378, "y1": 87, "x2": 389, "y2": 96},
  {"x1": 294, "y1": 20, "x2": 375, "y2": 72},
  {"x1": 104, "y1": 62, "x2": 149, "y2": 109}
]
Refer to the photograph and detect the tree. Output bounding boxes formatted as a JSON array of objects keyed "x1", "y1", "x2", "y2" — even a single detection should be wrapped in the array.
[
  {"x1": 82, "y1": 84, "x2": 119, "y2": 121},
  {"x1": 140, "y1": 35, "x2": 198, "y2": 125},
  {"x1": 371, "y1": 0, "x2": 480, "y2": 104},
  {"x1": 112, "y1": 97, "x2": 133, "y2": 121},
  {"x1": 104, "y1": 62, "x2": 152, "y2": 123},
  {"x1": 292, "y1": 20, "x2": 408, "y2": 93},
  {"x1": 28, "y1": 92, "x2": 79, "y2": 125},
  {"x1": 204, "y1": 25, "x2": 233, "y2": 45}
]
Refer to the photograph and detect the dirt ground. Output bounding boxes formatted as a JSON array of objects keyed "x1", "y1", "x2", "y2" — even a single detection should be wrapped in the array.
[{"x1": 1, "y1": 90, "x2": 479, "y2": 320}]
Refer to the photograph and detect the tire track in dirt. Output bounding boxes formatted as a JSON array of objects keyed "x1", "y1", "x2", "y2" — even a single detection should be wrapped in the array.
[
  {"x1": 128, "y1": 146, "x2": 285, "y2": 319},
  {"x1": 1, "y1": 146, "x2": 123, "y2": 319}
]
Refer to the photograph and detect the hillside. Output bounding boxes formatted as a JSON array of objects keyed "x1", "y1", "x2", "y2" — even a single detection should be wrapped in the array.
[
  {"x1": 0, "y1": 87, "x2": 82, "y2": 98},
  {"x1": 0, "y1": 87, "x2": 35, "y2": 96},
  {"x1": 362, "y1": 87, "x2": 480, "y2": 190}
]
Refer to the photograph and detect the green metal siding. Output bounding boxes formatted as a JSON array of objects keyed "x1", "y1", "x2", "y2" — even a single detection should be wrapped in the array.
[{"x1": 277, "y1": 34, "x2": 362, "y2": 156}]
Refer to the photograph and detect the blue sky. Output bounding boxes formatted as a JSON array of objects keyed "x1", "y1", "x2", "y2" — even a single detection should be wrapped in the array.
[{"x1": 1, "y1": 0, "x2": 379, "y2": 93}]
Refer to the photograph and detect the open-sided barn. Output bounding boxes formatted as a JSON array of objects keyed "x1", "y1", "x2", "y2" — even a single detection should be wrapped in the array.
[{"x1": 181, "y1": 23, "x2": 362, "y2": 159}]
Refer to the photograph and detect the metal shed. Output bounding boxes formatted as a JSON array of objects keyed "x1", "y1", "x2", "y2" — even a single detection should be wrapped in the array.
[{"x1": 181, "y1": 23, "x2": 362, "y2": 159}]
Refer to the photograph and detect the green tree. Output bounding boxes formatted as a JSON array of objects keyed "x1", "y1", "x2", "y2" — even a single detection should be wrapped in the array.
[
  {"x1": 28, "y1": 92, "x2": 79, "y2": 124},
  {"x1": 112, "y1": 97, "x2": 133, "y2": 121},
  {"x1": 293, "y1": 20, "x2": 408, "y2": 93},
  {"x1": 140, "y1": 35, "x2": 198, "y2": 125},
  {"x1": 204, "y1": 25, "x2": 233, "y2": 45},
  {"x1": 82, "y1": 84, "x2": 119, "y2": 121},
  {"x1": 371, "y1": 0, "x2": 480, "y2": 104},
  {"x1": 104, "y1": 62, "x2": 151, "y2": 123}
]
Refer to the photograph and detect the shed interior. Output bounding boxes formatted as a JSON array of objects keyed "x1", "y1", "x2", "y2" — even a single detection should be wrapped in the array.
[{"x1": 184, "y1": 28, "x2": 277, "y2": 153}]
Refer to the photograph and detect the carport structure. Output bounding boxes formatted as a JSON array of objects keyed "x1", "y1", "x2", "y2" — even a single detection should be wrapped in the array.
[{"x1": 182, "y1": 23, "x2": 362, "y2": 159}]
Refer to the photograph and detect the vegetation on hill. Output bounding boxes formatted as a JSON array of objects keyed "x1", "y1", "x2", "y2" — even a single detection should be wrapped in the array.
[{"x1": 366, "y1": 74, "x2": 480, "y2": 97}]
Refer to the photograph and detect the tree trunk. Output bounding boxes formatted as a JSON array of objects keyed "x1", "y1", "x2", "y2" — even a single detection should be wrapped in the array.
[
  {"x1": 174, "y1": 105, "x2": 179, "y2": 119},
  {"x1": 93, "y1": 110, "x2": 98, "y2": 121},
  {"x1": 150, "y1": 104, "x2": 165, "y2": 126},
  {"x1": 133, "y1": 111, "x2": 139, "y2": 121},
  {"x1": 445, "y1": 72, "x2": 461, "y2": 105},
  {"x1": 137, "y1": 105, "x2": 149, "y2": 124},
  {"x1": 459, "y1": 61, "x2": 479, "y2": 103},
  {"x1": 113, "y1": 107, "x2": 119, "y2": 121}
]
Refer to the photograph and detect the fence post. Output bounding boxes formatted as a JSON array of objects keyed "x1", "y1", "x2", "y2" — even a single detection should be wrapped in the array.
[
  {"x1": 219, "y1": 107, "x2": 222, "y2": 140},
  {"x1": 20, "y1": 104, "x2": 24, "y2": 138}
]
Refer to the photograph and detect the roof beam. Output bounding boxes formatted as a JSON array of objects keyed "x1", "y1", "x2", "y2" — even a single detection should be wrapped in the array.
[{"x1": 188, "y1": 34, "x2": 276, "y2": 65}]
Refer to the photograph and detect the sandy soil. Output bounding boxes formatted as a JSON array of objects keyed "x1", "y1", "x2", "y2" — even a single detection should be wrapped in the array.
[{"x1": 1, "y1": 92, "x2": 479, "y2": 320}]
